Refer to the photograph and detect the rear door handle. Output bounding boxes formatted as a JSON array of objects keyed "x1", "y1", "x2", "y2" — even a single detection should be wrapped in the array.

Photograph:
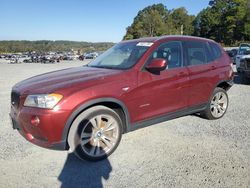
[{"x1": 178, "y1": 72, "x2": 186, "y2": 77}]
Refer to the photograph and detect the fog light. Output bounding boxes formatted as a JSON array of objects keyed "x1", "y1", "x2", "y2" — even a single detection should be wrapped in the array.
[{"x1": 31, "y1": 116, "x2": 40, "y2": 126}]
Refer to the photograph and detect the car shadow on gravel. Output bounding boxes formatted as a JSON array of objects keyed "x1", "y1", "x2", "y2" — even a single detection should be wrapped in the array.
[{"x1": 58, "y1": 153, "x2": 112, "y2": 188}]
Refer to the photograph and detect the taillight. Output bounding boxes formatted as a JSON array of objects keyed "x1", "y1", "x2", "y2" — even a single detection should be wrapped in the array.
[
  {"x1": 230, "y1": 63, "x2": 233, "y2": 69},
  {"x1": 229, "y1": 62, "x2": 234, "y2": 78}
]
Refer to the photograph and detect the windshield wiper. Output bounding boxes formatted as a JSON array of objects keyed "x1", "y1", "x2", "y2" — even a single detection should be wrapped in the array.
[{"x1": 88, "y1": 65, "x2": 117, "y2": 69}]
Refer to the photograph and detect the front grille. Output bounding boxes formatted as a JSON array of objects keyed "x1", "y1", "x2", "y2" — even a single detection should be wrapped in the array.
[
  {"x1": 11, "y1": 91, "x2": 20, "y2": 108},
  {"x1": 246, "y1": 59, "x2": 250, "y2": 69}
]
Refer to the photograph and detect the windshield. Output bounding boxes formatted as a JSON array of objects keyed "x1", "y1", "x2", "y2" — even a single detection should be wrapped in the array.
[
  {"x1": 88, "y1": 41, "x2": 152, "y2": 70},
  {"x1": 239, "y1": 44, "x2": 250, "y2": 55}
]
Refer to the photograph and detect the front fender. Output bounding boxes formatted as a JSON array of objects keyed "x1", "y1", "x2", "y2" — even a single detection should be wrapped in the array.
[{"x1": 61, "y1": 97, "x2": 131, "y2": 149}]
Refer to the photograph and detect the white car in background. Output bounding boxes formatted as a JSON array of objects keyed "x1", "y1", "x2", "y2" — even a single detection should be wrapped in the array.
[
  {"x1": 84, "y1": 52, "x2": 98, "y2": 59},
  {"x1": 236, "y1": 43, "x2": 250, "y2": 72}
]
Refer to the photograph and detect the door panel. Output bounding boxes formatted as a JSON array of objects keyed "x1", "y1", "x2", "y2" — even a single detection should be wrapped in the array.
[
  {"x1": 125, "y1": 67, "x2": 189, "y2": 123},
  {"x1": 126, "y1": 40, "x2": 190, "y2": 123},
  {"x1": 187, "y1": 64, "x2": 213, "y2": 106},
  {"x1": 182, "y1": 40, "x2": 215, "y2": 107}
]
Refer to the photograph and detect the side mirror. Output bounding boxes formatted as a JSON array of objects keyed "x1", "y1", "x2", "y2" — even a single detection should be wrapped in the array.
[{"x1": 146, "y1": 58, "x2": 167, "y2": 72}]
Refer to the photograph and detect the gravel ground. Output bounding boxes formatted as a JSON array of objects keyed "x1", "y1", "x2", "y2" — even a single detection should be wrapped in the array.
[{"x1": 0, "y1": 60, "x2": 249, "y2": 188}]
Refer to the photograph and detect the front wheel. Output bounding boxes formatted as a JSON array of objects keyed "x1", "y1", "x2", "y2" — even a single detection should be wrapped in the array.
[
  {"x1": 201, "y1": 87, "x2": 229, "y2": 120},
  {"x1": 68, "y1": 105, "x2": 122, "y2": 161}
]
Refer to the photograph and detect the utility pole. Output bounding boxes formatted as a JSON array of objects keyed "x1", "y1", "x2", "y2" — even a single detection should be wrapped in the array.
[{"x1": 181, "y1": 25, "x2": 183, "y2": 35}]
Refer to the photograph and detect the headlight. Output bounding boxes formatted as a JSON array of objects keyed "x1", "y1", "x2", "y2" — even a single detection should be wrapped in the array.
[{"x1": 24, "y1": 93, "x2": 63, "y2": 109}]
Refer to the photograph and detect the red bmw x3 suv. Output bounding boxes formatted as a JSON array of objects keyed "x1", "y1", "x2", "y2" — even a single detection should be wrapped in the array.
[{"x1": 10, "y1": 36, "x2": 234, "y2": 161}]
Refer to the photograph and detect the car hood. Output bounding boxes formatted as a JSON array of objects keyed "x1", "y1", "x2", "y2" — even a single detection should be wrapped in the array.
[{"x1": 13, "y1": 66, "x2": 122, "y2": 95}]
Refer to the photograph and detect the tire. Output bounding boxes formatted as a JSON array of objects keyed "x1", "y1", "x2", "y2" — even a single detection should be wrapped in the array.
[
  {"x1": 201, "y1": 87, "x2": 229, "y2": 120},
  {"x1": 68, "y1": 105, "x2": 122, "y2": 161}
]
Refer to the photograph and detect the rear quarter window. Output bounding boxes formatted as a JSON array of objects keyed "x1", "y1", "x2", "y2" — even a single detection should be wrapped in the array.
[{"x1": 209, "y1": 42, "x2": 222, "y2": 61}]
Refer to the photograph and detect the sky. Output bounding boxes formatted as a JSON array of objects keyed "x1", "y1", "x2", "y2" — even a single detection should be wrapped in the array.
[{"x1": 0, "y1": 0, "x2": 210, "y2": 42}]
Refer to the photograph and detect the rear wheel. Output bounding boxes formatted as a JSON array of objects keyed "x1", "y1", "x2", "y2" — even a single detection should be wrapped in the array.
[
  {"x1": 201, "y1": 87, "x2": 228, "y2": 120},
  {"x1": 68, "y1": 105, "x2": 122, "y2": 161}
]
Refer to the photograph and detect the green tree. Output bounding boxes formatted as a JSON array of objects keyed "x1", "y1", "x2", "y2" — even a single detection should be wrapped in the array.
[
  {"x1": 124, "y1": 4, "x2": 169, "y2": 39},
  {"x1": 243, "y1": 0, "x2": 250, "y2": 41},
  {"x1": 170, "y1": 7, "x2": 195, "y2": 35},
  {"x1": 0, "y1": 41, "x2": 114, "y2": 53},
  {"x1": 194, "y1": 0, "x2": 249, "y2": 45},
  {"x1": 124, "y1": 4, "x2": 195, "y2": 39}
]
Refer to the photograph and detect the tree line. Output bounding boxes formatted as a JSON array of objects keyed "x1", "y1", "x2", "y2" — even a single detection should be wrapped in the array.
[
  {"x1": 0, "y1": 40, "x2": 114, "y2": 53},
  {"x1": 124, "y1": 0, "x2": 250, "y2": 46}
]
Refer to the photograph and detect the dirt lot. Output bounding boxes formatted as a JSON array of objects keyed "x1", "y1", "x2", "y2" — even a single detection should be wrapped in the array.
[{"x1": 0, "y1": 60, "x2": 249, "y2": 188}]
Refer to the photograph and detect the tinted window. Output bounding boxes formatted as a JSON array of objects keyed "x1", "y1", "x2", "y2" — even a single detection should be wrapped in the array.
[
  {"x1": 205, "y1": 43, "x2": 214, "y2": 63},
  {"x1": 184, "y1": 41, "x2": 207, "y2": 66},
  {"x1": 147, "y1": 41, "x2": 182, "y2": 69},
  {"x1": 209, "y1": 42, "x2": 222, "y2": 60}
]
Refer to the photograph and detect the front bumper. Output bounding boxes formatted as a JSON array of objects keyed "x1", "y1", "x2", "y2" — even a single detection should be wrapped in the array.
[
  {"x1": 10, "y1": 105, "x2": 70, "y2": 150},
  {"x1": 238, "y1": 67, "x2": 250, "y2": 77},
  {"x1": 242, "y1": 70, "x2": 250, "y2": 78}
]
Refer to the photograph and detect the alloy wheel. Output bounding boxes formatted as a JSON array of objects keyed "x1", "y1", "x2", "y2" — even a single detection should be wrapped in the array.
[
  {"x1": 80, "y1": 114, "x2": 119, "y2": 158},
  {"x1": 210, "y1": 91, "x2": 228, "y2": 118}
]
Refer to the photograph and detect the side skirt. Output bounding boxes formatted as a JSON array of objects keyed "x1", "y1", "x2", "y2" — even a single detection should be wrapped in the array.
[{"x1": 127, "y1": 103, "x2": 207, "y2": 132}]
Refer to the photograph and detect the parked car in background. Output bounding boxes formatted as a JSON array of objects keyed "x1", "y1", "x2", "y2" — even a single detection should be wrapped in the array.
[
  {"x1": 225, "y1": 48, "x2": 238, "y2": 64},
  {"x1": 41, "y1": 56, "x2": 56, "y2": 64},
  {"x1": 10, "y1": 36, "x2": 234, "y2": 161},
  {"x1": 23, "y1": 58, "x2": 33, "y2": 63},
  {"x1": 231, "y1": 48, "x2": 238, "y2": 63},
  {"x1": 84, "y1": 52, "x2": 98, "y2": 59},
  {"x1": 78, "y1": 55, "x2": 85, "y2": 61},
  {"x1": 237, "y1": 48, "x2": 250, "y2": 83},
  {"x1": 236, "y1": 43, "x2": 250, "y2": 71},
  {"x1": 9, "y1": 58, "x2": 20, "y2": 64}
]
